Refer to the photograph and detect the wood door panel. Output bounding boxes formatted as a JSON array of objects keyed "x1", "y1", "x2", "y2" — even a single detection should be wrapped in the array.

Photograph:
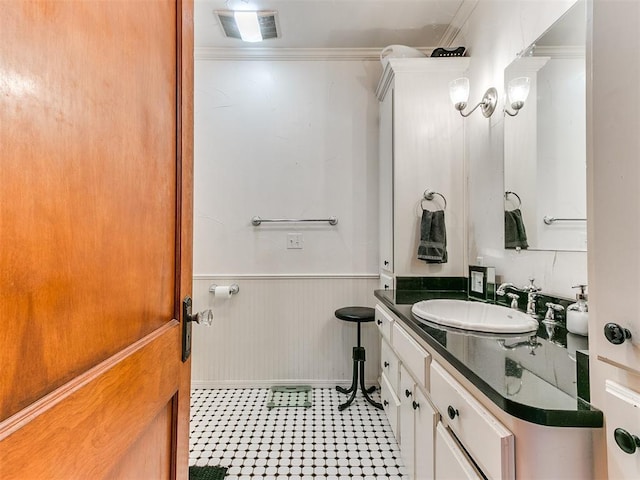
[
  {"x1": 0, "y1": 1, "x2": 178, "y2": 421},
  {"x1": 108, "y1": 400, "x2": 175, "y2": 480},
  {"x1": 0, "y1": 322, "x2": 181, "y2": 480}
]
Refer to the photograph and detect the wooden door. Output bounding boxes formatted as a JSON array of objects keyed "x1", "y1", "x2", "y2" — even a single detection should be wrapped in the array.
[{"x1": 0, "y1": 1, "x2": 194, "y2": 478}]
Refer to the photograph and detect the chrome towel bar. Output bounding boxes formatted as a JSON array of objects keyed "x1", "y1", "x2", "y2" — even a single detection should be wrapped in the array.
[
  {"x1": 543, "y1": 216, "x2": 586, "y2": 225},
  {"x1": 251, "y1": 216, "x2": 338, "y2": 226}
]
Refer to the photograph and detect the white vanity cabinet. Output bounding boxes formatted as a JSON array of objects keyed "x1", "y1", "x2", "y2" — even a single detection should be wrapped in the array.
[
  {"x1": 400, "y1": 364, "x2": 438, "y2": 480},
  {"x1": 375, "y1": 58, "x2": 469, "y2": 285},
  {"x1": 435, "y1": 423, "x2": 484, "y2": 479},
  {"x1": 588, "y1": 2, "x2": 640, "y2": 477},
  {"x1": 376, "y1": 302, "x2": 514, "y2": 480}
]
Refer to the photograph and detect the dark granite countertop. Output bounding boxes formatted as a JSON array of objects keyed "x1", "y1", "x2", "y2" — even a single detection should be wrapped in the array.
[{"x1": 375, "y1": 289, "x2": 603, "y2": 428}]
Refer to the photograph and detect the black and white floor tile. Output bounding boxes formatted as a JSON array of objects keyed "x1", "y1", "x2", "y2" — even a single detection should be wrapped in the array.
[{"x1": 190, "y1": 388, "x2": 409, "y2": 479}]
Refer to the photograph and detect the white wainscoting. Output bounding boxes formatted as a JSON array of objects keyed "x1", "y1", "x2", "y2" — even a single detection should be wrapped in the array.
[{"x1": 191, "y1": 275, "x2": 380, "y2": 389}]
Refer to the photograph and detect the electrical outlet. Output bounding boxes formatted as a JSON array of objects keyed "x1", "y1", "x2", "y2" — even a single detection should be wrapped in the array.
[{"x1": 287, "y1": 233, "x2": 303, "y2": 249}]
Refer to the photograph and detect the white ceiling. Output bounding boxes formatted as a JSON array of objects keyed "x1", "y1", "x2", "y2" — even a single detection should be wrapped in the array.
[{"x1": 194, "y1": 0, "x2": 466, "y2": 49}]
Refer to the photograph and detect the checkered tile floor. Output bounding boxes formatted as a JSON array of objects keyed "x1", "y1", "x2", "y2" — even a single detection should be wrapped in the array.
[{"x1": 190, "y1": 388, "x2": 409, "y2": 479}]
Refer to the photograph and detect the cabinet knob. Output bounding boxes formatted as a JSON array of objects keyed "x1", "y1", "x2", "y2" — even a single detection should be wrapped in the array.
[
  {"x1": 405, "y1": 389, "x2": 412, "y2": 398},
  {"x1": 376, "y1": 319, "x2": 382, "y2": 326},
  {"x1": 384, "y1": 284, "x2": 389, "y2": 290},
  {"x1": 447, "y1": 405, "x2": 459, "y2": 420},
  {"x1": 384, "y1": 361, "x2": 390, "y2": 368},
  {"x1": 614, "y1": 428, "x2": 640, "y2": 454},
  {"x1": 384, "y1": 260, "x2": 389, "y2": 266},
  {"x1": 604, "y1": 323, "x2": 632, "y2": 345},
  {"x1": 383, "y1": 400, "x2": 389, "y2": 407},
  {"x1": 412, "y1": 401, "x2": 420, "y2": 410}
]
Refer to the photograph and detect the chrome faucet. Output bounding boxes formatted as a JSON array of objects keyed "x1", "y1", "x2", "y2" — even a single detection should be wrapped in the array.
[{"x1": 497, "y1": 278, "x2": 541, "y2": 317}]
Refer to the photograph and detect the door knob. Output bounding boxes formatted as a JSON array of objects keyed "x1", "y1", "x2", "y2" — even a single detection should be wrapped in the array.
[
  {"x1": 604, "y1": 323, "x2": 632, "y2": 345},
  {"x1": 614, "y1": 428, "x2": 640, "y2": 454},
  {"x1": 190, "y1": 309, "x2": 213, "y2": 326},
  {"x1": 183, "y1": 296, "x2": 213, "y2": 326}
]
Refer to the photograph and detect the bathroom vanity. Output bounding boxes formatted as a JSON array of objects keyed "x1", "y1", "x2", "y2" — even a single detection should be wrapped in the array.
[{"x1": 374, "y1": 289, "x2": 602, "y2": 480}]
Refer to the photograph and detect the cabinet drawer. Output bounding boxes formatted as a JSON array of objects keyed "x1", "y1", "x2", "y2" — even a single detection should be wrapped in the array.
[
  {"x1": 392, "y1": 322, "x2": 430, "y2": 389},
  {"x1": 435, "y1": 423, "x2": 483, "y2": 480},
  {"x1": 375, "y1": 304, "x2": 394, "y2": 343},
  {"x1": 605, "y1": 380, "x2": 640, "y2": 479},
  {"x1": 430, "y1": 361, "x2": 514, "y2": 480},
  {"x1": 380, "y1": 272, "x2": 394, "y2": 291},
  {"x1": 381, "y1": 338, "x2": 400, "y2": 395},
  {"x1": 381, "y1": 372, "x2": 400, "y2": 441}
]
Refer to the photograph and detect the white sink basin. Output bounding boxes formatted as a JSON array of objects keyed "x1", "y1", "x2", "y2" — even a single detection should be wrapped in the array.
[{"x1": 411, "y1": 299, "x2": 539, "y2": 334}]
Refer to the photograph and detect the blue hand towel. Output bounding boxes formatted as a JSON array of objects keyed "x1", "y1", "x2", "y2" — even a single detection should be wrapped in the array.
[{"x1": 418, "y1": 209, "x2": 448, "y2": 263}]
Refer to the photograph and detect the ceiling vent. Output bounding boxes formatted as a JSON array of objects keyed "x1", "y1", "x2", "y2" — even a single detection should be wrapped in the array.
[{"x1": 215, "y1": 11, "x2": 279, "y2": 41}]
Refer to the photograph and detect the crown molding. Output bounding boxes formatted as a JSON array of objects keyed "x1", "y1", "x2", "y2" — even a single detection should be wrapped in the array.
[
  {"x1": 195, "y1": 47, "x2": 430, "y2": 61},
  {"x1": 439, "y1": 0, "x2": 479, "y2": 47},
  {"x1": 376, "y1": 57, "x2": 471, "y2": 101}
]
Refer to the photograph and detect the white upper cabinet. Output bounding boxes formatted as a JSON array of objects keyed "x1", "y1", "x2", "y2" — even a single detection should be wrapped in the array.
[{"x1": 376, "y1": 58, "x2": 469, "y2": 279}]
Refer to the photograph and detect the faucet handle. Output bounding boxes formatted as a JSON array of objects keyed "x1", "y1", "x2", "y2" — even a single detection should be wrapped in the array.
[
  {"x1": 525, "y1": 278, "x2": 541, "y2": 292},
  {"x1": 506, "y1": 292, "x2": 520, "y2": 309},
  {"x1": 543, "y1": 302, "x2": 564, "y2": 323}
]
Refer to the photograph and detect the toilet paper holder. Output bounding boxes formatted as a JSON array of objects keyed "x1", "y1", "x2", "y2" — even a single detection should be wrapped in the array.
[{"x1": 209, "y1": 283, "x2": 240, "y2": 296}]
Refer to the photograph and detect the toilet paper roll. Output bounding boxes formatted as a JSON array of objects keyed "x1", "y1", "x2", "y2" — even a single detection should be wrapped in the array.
[{"x1": 214, "y1": 286, "x2": 232, "y2": 298}]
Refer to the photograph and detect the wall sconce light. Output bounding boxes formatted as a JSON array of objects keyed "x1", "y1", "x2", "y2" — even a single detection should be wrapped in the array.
[
  {"x1": 504, "y1": 77, "x2": 531, "y2": 116},
  {"x1": 449, "y1": 77, "x2": 498, "y2": 118}
]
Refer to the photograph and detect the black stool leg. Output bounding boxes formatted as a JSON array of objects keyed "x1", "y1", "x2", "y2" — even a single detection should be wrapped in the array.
[
  {"x1": 338, "y1": 349, "x2": 359, "y2": 411},
  {"x1": 360, "y1": 360, "x2": 383, "y2": 410},
  {"x1": 336, "y1": 347, "x2": 357, "y2": 395}
]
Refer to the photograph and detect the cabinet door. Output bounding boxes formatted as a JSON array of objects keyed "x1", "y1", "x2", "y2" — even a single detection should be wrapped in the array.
[
  {"x1": 435, "y1": 423, "x2": 483, "y2": 480},
  {"x1": 379, "y1": 88, "x2": 394, "y2": 273},
  {"x1": 399, "y1": 365, "x2": 416, "y2": 480},
  {"x1": 605, "y1": 380, "x2": 640, "y2": 479},
  {"x1": 381, "y1": 373, "x2": 401, "y2": 441},
  {"x1": 414, "y1": 388, "x2": 437, "y2": 480},
  {"x1": 381, "y1": 338, "x2": 400, "y2": 393}
]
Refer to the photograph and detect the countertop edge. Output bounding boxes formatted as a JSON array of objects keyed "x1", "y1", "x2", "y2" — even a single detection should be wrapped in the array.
[{"x1": 374, "y1": 290, "x2": 603, "y2": 428}]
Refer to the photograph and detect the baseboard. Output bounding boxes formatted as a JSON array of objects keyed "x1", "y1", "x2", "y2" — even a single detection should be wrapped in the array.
[{"x1": 191, "y1": 378, "x2": 380, "y2": 390}]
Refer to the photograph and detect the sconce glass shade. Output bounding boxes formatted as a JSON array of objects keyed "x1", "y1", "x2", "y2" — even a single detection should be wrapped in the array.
[
  {"x1": 449, "y1": 77, "x2": 470, "y2": 110},
  {"x1": 507, "y1": 77, "x2": 530, "y2": 111}
]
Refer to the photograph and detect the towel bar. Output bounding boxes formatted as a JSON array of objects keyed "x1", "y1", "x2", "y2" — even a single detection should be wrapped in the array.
[
  {"x1": 251, "y1": 216, "x2": 338, "y2": 226},
  {"x1": 422, "y1": 189, "x2": 447, "y2": 210},
  {"x1": 543, "y1": 216, "x2": 586, "y2": 225}
]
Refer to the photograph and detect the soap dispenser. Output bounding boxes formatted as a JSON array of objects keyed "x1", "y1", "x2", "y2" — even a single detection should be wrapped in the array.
[{"x1": 567, "y1": 284, "x2": 589, "y2": 336}]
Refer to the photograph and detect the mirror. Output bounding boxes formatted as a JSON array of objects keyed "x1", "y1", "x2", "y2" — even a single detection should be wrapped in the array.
[{"x1": 503, "y1": 0, "x2": 586, "y2": 251}]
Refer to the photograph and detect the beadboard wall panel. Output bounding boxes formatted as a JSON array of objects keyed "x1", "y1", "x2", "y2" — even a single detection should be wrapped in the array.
[{"x1": 190, "y1": 276, "x2": 380, "y2": 388}]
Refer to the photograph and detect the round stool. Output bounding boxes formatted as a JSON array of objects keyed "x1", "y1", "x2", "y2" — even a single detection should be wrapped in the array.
[{"x1": 335, "y1": 306, "x2": 383, "y2": 411}]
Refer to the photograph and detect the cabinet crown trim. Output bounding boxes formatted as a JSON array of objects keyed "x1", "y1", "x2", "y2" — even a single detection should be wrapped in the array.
[{"x1": 375, "y1": 57, "x2": 471, "y2": 101}]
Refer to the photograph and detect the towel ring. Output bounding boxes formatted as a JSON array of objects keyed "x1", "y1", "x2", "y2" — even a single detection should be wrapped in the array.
[
  {"x1": 422, "y1": 189, "x2": 447, "y2": 210},
  {"x1": 505, "y1": 191, "x2": 522, "y2": 209}
]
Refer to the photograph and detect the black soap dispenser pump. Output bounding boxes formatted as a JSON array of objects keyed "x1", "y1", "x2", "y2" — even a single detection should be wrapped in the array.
[{"x1": 567, "y1": 284, "x2": 589, "y2": 336}]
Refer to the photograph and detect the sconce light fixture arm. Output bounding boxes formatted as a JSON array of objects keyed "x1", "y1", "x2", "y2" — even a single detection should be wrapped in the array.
[{"x1": 455, "y1": 87, "x2": 498, "y2": 118}]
